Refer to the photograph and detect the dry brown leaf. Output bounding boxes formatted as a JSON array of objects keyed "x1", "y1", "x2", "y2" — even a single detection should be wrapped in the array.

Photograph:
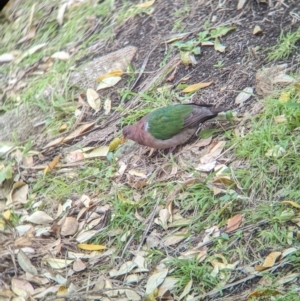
[
  {"x1": 125, "y1": 289, "x2": 141, "y2": 301},
  {"x1": 128, "y1": 169, "x2": 147, "y2": 178},
  {"x1": 97, "y1": 76, "x2": 121, "y2": 90},
  {"x1": 253, "y1": 25, "x2": 263, "y2": 35},
  {"x1": 135, "y1": 0, "x2": 155, "y2": 8},
  {"x1": 163, "y1": 228, "x2": 189, "y2": 246},
  {"x1": 51, "y1": 51, "x2": 70, "y2": 60},
  {"x1": 237, "y1": 0, "x2": 248, "y2": 9},
  {"x1": 16, "y1": 43, "x2": 47, "y2": 63},
  {"x1": 157, "y1": 277, "x2": 178, "y2": 298},
  {"x1": 83, "y1": 146, "x2": 109, "y2": 159},
  {"x1": 274, "y1": 115, "x2": 287, "y2": 123},
  {"x1": 225, "y1": 214, "x2": 243, "y2": 233},
  {"x1": 63, "y1": 121, "x2": 96, "y2": 143},
  {"x1": 145, "y1": 269, "x2": 168, "y2": 295},
  {"x1": 45, "y1": 258, "x2": 74, "y2": 269},
  {"x1": 44, "y1": 155, "x2": 61, "y2": 174},
  {"x1": 7, "y1": 182, "x2": 28, "y2": 205},
  {"x1": 155, "y1": 208, "x2": 171, "y2": 230},
  {"x1": 57, "y1": 3, "x2": 68, "y2": 25},
  {"x1": 235, "y1": 87, "x2": 253, "y2": 105},
  {"x1": 18, "y1": 26, "x2": 36, "y2": 44},
  {"x1": 179, "y1": 279, "x2": 193, "y2": 300},
  {"x1": 0, "y1": 53, "x2": 14, "y2": 63},
  {"x1": 86, "y1": 88, "x2": 101, "y2": 111},
  {"x1": 182, "y1": 82, "x2": 212, "y2": 93},
  {"x1": 60, "y1": 217, "x2": 79, "y2": 236},
  {"x1": 103, "y1": 98, "x2": 111, "y2": 115},
  {"x1": 17, "y1": 250, "x2": 38, "y2": 275},
  {"x1": 65, "y1": 151, "x2": 84, "y2": 163},
  {"x1": 73, "y1": 258, "x2": 86, "y2": 272},
  {"x1": 109, "y1": 261, "x2": 137, "y2": 277},
  {"x1": 255, "y1": 251, "x2": 282, "y2": 271},
  {"x1": 11, "y1": 278, "x2": 34, "y2": 297},
  {"x1": 26, "y1": 211, "x2": 53, "y2": 224}
]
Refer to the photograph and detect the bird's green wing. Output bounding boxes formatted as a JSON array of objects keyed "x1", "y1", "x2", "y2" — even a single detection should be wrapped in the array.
[{"x1": 147, "y1": 105, "x2": 193, "y2": 140}]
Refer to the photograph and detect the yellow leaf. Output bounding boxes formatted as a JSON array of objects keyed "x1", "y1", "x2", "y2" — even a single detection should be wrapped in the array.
[
  {"x1": 3, "y1": 210, "x2": 11, "y2": 220},
  {"x1": 77, "y1": 244, "x2": 106, "y2": 251},
  {"x1": 262, "y1": 251, "x2": 282, "y2": 267},
  {"x1": 57, "y1": 286, "x2": 68, "y2": 296},
  {"x1": 44, "y1": 155, "x2": 61, "y2": 174},
  {"x1": 97, "y1": 70, "x2": 124, "y2": 82},
  {"x1": 182, "y1": 82, "x2": 212, "y2": 93},
  {"x1": 281, "y1": 200, "x2": 300, "y2": 209},
  {"x1": 109, "y1": 138, "x2": 122, "y2": 151},
  {"x1": 279, "y1": 91, "x2": 290, "y2": 102},
  {"x1": 135, "y1": 0, "x2": 155, "y2": 8}
]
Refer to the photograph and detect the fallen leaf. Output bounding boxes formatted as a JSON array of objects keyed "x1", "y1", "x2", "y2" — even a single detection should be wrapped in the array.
[
  {"x1": 235, "y1": 87, "x2": 253, "y2": 104},
  {"x1": 155, "y1": 208, "x2": 171, "y2": 230},
  {"x1": 16, "y1": 43, "x2": 47, "y2": 63},
  {"x1": 73, "y1": 258, "x2": 86, "y2": 272},
  {"x1": 179, "y1": 279, "x2": 193, "y2": 300},
  {"x1": 125, "y1": 289, "x2": 141, "y2": 301},
  {"x1": 62, "y1": 121, "x2": 96, "y2": 143},
  {"x1": 86, "y1": 88, "x2": 101, "y2": 111},
  {"x1": 11, "y1": 278, "x2": 34, "y2": 297},
  {"x1": 237, "y1": 0, "x2": 247, "y2": 9},
  {"x1": 128, "y1": 169, "x2": 147, "y2": 178},
  {"x1": 18, "y1": 27, "x2": 36, "y2": 45},
  {"x1": 135, "y1": 0, "x2": 155, "y2": 8},
  {"x1": 57, "y1": 3, "x2": 68, "y2": 25},
  {"x1": 163, "y1": 228, "x2": 189, "y2": 246},
  {"x1": 101, "y1": 99, "x2": 111, "y2": 116},
  {"x1": 145, "y1": 269, "x2": 168, "y2": 295},
  {"x1": 109, "y1": 261, "x2": 137, "y2": 277},
  {"x1": 210, "y1": 26, "x2": 236, "y2": 38},
  {"x1": 60, "y1": 217, "x2": 79, "y2": 236},
  {"x1": 17, "y1": 249, "x2": 38, "y2": 275},
  {"x1": 254, "y1": 251, "x2": 282, "y2": 271},
  {"x1": 77, "y1": 244, "x2": 106, "y2": 251},
  {"x1": 0, "y1": 53, "x2": 14, "y2": 63},
  {"x1": 253, "y1": 25, "x2": 263, "y2": 35},
  {"x1": 274, "y1": 115, "x2": 287, "y2": 123},
  {"x1": 45, "y1": 258, "x2": 74, "y2": 269},
  {"x1": 8, "y1": 182, "x2": 28, "y2": 204},
  {"x1": 281, "y1": 200, "x2": 300, "y2": 209},
  {"x1": 97, "y1": 70, "x2": 124, "y2": 82},
  {"x1": 265, "y1": 145, "x2": 285, "y2": 157},
  {"x1": 214, "y1": 37, "x2": 225, "y2": 53},
  {"x1": 182, "y1": 82, "x2": 212, "y2": 93},
  {"x1": 26, "y1": 211, "x2": 54, "y2": 224},
  {"x1": 83, "y1": 146, "x2": 109, "y2": 159},
  {"x1": 51, "y1": 51, "x2": 70, "y2": 60},
  {"x1": 44, "y1": 155, "x2": 61, "y2": 174},
  {"x1": 225, "y1": 214, "x2": 243, "y2": 233},
  {"x1": 97, "y1": 76, "x2": 121, "y2": 90}
]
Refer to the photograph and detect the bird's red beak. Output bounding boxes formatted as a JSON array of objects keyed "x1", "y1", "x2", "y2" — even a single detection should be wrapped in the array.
[{"x1": 121, "y1": 137, "x2": 126, "y2": 143}]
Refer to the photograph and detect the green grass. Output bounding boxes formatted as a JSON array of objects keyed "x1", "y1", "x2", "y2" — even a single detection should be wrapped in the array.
[{"x1": 267, "y1": 27, "x2": 300, "y2": 61}]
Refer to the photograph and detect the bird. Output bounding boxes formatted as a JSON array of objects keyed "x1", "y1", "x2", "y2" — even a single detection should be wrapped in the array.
[{"x1": 122, "y1": 103, "x2": 228, "y2": 149}]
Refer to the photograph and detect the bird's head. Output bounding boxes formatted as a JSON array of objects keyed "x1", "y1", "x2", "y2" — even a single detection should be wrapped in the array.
[{"x1": 122, "y1": 125, "x2": 135, "y2": 142}]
